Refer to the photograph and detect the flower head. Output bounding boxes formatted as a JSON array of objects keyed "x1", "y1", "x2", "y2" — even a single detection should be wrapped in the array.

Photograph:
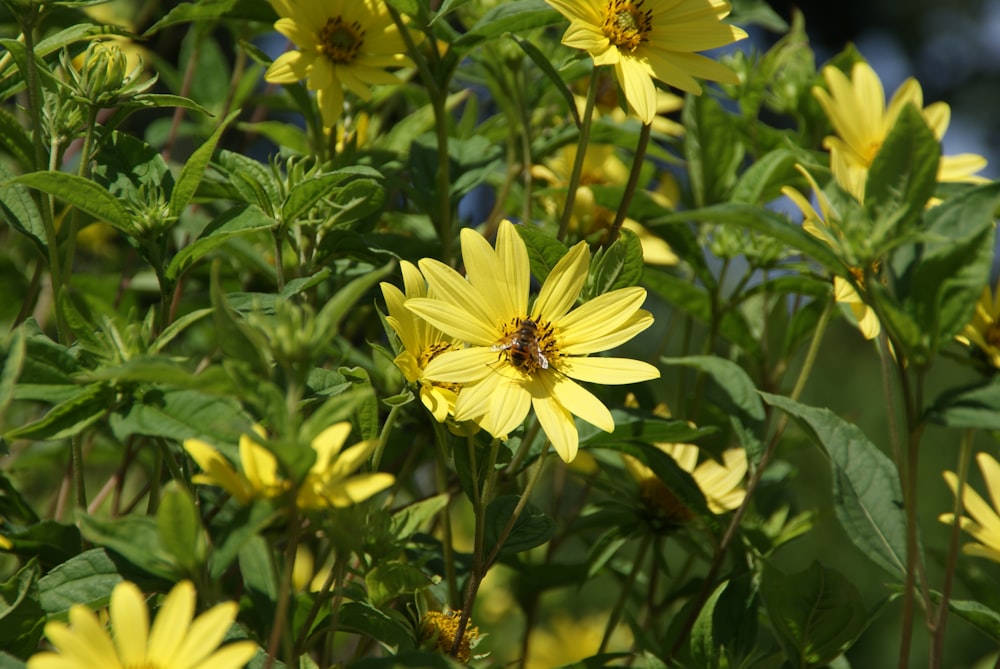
[
  {"x1": 546, "y1": 0, "x2": 746, "y2": 123},
  {"x1": 264, "y1": 0, "x2": 413, "y2": 127},
  {"x1": 184, "y1": 423, "x2": 393, "y2": 509},
  {"x1": 781, "y1": 166, "x2": 881, "y2": 340},
  {"x1": 381, "y1": 261, "x2": 462, "y2": 422},
  {"x1": 624, "y1": 441, "x2": 747, "y2": 519},
  {"x1": 295, "y1": 422, "x2": 395, "y2": 508},
  {"x1": 405, "y1": 220, "x2": 660, "y2": 463},
  {"x1": 939, "y1": 452, "x2": 1000, "y2": 564},
  {"x1": 420, "y1": 610, "x2": 480, "y2": 662},
  {"x1": 813, "y1": 61, "x2": 988, "y2": 200},
  {"x1": 27, "y1": 580, "x2": 256, "y2": 669},
  {"x1": 956, "y1": 277, "x2": 1000, "y2": 369}
]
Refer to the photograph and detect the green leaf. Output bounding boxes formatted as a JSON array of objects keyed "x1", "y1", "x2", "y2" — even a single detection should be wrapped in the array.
[
  {"x1": 515, "y1": 224, "x2": 569, "y2": 285},
  {"x1": 92, "y1": 131, "x2": 173, "y2": 208},
  {"x1": 390, "y1": 494, "x2": 450, "y2": 540},
  {"x1": 169, "y1": 110, "x2": 240, "y2": 218},
  {"x1": 209, "y1": 502, "x2": 282, "y2": 579},
  {"x1": 9, "y1": 172, "x2": 134, "y2": 234},
  {"x1": 0, "y1": 328, "x2": 25, "y2": 434},
  {"x1": 313, "y1": 262, "x2": 395, "y2": 343},
  {"x1": 865, "y1": 104, "x2": 940, "y2": 243},
  {"x1": 947, "y1": 598, "x2": 1000, "y2": 643},
  {"x1": 731, "y1": 148, "x2": 799, "y2": 205},
  {"x1": 760, "y1": 392, "x2": 907, "y2": 576},
  {"x1": 0, "y1": 521, "x2": 81, "y2": 568},
  {"x1": 4, "y1": 383, "x2": 114, "y2": 441},
  {"x1": 583, "y1": 410, "x2": 715, "y2": 446},
  {"x1": 661, "y1": 355, "x2": 766, "y2": 424},
  {"x1": 366, "y1": 561, "x2": 431, "y2": 607},
  {"x1": 36, "y1": 549, "x2": 120, "y2": 615},
  {"x1": 109, "y1": 388, "x2": 249, "y2": 444},
  {"x1": 157, "y1": 482, "x2": 206, "y2": 575},
  {"x1": 899, "y1": 181, "x2": 1000, "y2": 355},
  {"x1": 0, "y1": 560, "x2": 44, "y2": 658},
  {"x1": 927, "y1": 376, "x2": 1000, "y2": 430},
  {"x1": 339, "y1": 601, "x2": 415, "y2": 650},
  {"x1": 0, "y1": 104, "x2": 33, "y2": 172},
  {"x1": 166, "y1": 204, "x2": 275, "y2": 282},
  {"x1": 683, "y1": 93, "x2": 745, "y2": 207},
  {"x1": 282, "y1": 172, "x2": 352, "y2": 224},
  {"x1": 77, "y1": 515, "x2": 179, "y2": 581},
  {"x1": 453, "y1": 0, "x2": 561, "y2": 49},
  {"x1": 585, "y1": 227, "x2": 644, "y2": 297},
  {"x1": 0, "y1": 162, "x2": 45, "y2": 255},
  {"x1": 761, "y1": 561, "x2": 867, "y2": 667},
  {"x1": 484, "y1": 495, "x2": 555, "y2": 557}
]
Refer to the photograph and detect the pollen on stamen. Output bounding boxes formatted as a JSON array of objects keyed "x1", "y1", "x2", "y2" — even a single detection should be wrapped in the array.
[{"x1": 602, "y1": 0, "x2": 653, "y2": 52}]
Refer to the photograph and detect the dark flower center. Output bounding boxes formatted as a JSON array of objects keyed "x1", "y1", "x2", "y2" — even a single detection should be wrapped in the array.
[{"x1": 318, "y1": 16, "x2": 364, "y2": 63}]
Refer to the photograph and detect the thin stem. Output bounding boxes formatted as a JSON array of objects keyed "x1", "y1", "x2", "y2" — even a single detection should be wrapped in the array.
[
  {"x1": 264, "y1": 507, "x2": 300, "y2": 669},
  {"x1": 599, "y1": 533, "x2": 652, "y2": 654},
  {"x1": 931, "y1": 429, "x2": 974, "y2": 669},
  {"x1": 666, "y1": 297, "x2": 833, "y2": 660},
  {"x1": 371, "y1": 402, "x2": 404, "y2": 471},
  {"x1": 63, "y1": 106, "x2": 99, "y2": 283},
  {"x1": 606, "y1": 121, "x2": 652, "y2": 246},
  {"x1": 432, "y1": 422, "x2": 460, "y2": 608},
  {"x1": 556, "y1": 67, "x2": 600, "y2": 242}
]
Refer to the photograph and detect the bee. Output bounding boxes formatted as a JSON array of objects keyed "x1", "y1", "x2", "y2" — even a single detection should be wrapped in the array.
[{"x1": 492, "y1": 318, "x2": 549, "y2": 371}]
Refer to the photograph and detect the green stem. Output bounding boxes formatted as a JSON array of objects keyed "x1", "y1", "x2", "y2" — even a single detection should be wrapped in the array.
[
  {"x1": 666, "y1": 297, "x2": 833, "y2": 660},
  {"x1": 71, "y1": 434, "x2": 86, "y2": 509},
  {"x1": 62, "y1": 106, "x2": 99, "y2": 283},
  {"x1": 556, "y1": 67, "x2": 600, "y2": 243},
  {"x1": 599, "y1": 533, "x2": 651, "y2": 654},
  {"x1": 606, "y1": 121, "x2": 652, "y2": 246},
  {"x1": 264, "y1": 506, "x2": 300, "y2": 669},
  {"x1": 432, "y1": 422, "x2": 460, "y2": 608},
  {"x1": 20, "y1": 13, "x2": 67, "y2": 341},
  {"x1": 897, "y1": 364, "x2": 927, "y2": 669},
  {"x1": 371, "y1": 402, "x2": 404, "y2": 471},
  {"x1": 931, "y1": 429, "x2": 973, "y2": 669}
]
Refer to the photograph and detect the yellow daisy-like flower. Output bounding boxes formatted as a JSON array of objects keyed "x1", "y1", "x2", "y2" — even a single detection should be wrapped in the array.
[
  {"x1": 264, "y1": 0, "x2": 413, "y2": 128},
  {"x1": 27, "y1": 580, "x2": 256, "y2": 669},
  {"x1": 185, "y1": 423, "x2": 393, "y2": 509},
  {"x1": 381, "y1": 261, "x2": 462, "y2": 422},
  {"x1": 781, "y1": 166, "x2": 881, "y2": 340},
  {"x1": 295, "y1": 421, "x2": 395, "y2": 508},
  {"x1": 545, "y1": 0, "x2": 747, "y2": 124},
  {"x1": 624, "y1": 441, "x2": 747, "y2": 518},
  {"x1": 939, "y1": 452, "x2": 1000, "y2": 564},
  {"x1": 405, "y1": 219, "x2": 660, "y2": 463},
  {"x1": 184, "y1": 425, "x2": 288, "y2": 504},
  {"x1": 955, "y1": 277, "x2": 1000, "y2": 369},
  {"x1": 813, "y1": 61, "x2": 988, "y2": 201}
]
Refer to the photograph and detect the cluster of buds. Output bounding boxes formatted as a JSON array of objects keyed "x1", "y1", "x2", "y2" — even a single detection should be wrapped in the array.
[{"x1": 67, "y1": 40, "x2": 154, "y2": 108}]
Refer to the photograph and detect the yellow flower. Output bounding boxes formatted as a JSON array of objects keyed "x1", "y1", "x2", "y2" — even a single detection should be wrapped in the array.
[
  {"x1": 381, "y1": 261, "x2": 462, "y2": 422},
  {"x1": 813, "y1": 61, "x2": 988, "y2": 201},
  {"x1": 781, "y1": 166, "x2": 881, "y2": 340},
  {"x1": 27, "y1": 580, "x2": 256, "y2": 669},
  {"x1": 184, "y1": 425, "x2": 288, "y2": 504},
  {"x1": 184, "y1": 423, "x2": 393, "y2": 509},
  {"x1": 264, "y1": 0, "x2": 413, "y2": 128},
  {"x1": 545, "y1": 0, "x2": 746, "y2": 124},
  {"x1": 524, "y1": 613, "x2": 632, "y2": 669},
  {"x1": 939, "y1": 452, "x2": 1000, "y2": 564},
  {"x1": 405, "y1": 219, "x2": 660, "y2": 463},
  {"x1": 420, "y1": 610, "x2": 480, "y2": 662},
  {"x1": 956, "y1": 277, "x2": 1000, "y2": 369},
  {"x1": 624, "y1": 441, "x2": 747, "y2": 518},
  {"x1": 295, "y1": 422, "x2": 395, "y2": 508}
]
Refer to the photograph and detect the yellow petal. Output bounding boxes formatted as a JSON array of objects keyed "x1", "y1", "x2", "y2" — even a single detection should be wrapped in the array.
[{"x1": 110, "y1": 582, "x2": 149, "y2": 666}]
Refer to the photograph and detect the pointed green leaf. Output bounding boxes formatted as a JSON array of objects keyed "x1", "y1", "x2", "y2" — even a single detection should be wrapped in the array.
[
  {"x1": 661, "y1": 355, "x2": 766, "y2": 424},
  {"x1": 157, "y1": 482, "x2": 206, "y2": 574},
  {"x1": 4, "y1": 384, "x2": 114, "y2": 441},
  {"x1": 484, "y1": 495, "x2": 555, "y2": 557},
  {"x1": 683, "y1": 93, "x2": 745, "y2": 207},
  {"x1": 0, "y1": 328, "x2": 25, "y2": 434},
  {"x1": 453, "y1": 0, "x2": 560, "y2": 48},
  {"x1": 390, "y1": 494, "x2": 450, "y2": 540},
  {"x1": 166, "y1": 204, "x2": 275, "y2": 282},
  {"x1": 170, "y1": 110, "x2": 240, "y2": 218},
  {"x1": 0, "y1": 163, "x2": 46, "y2": 254},
  {"x1": 928, "y1": 376, "x2": 1000, "y2": 430},
  {"x1": 761, "y1": 561, "x2": 867, "y2": 667},
  {"x1": 0, "y1": 561, "x2": 43, "y2": 658},
  {"x1": 77, "y1": 514, "x2": 179, "y2": 581},
  {"x1": 10, "y1": 172, "x2": 133, "y2": 233},
  {"x1": 761, "y1": 392, "x2": 907, "y2": 576}
]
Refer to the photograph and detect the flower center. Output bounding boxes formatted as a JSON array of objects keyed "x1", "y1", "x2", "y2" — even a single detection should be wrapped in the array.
[
  {"x1": 987, "y1": 323, "x2": 1000, "y2": 349},
  {"x1": 492, "y1": 317, "x2": 557, "y2": 375},
  {"x1": 318, "y1": 16, "x2": 365, "y2": 63},
  {"x1": 602, "y1": 0, "x2": 652, "y2": 52},
  {"x1": 421, "y1": 610, "x2": 479, "y2": 662}
]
